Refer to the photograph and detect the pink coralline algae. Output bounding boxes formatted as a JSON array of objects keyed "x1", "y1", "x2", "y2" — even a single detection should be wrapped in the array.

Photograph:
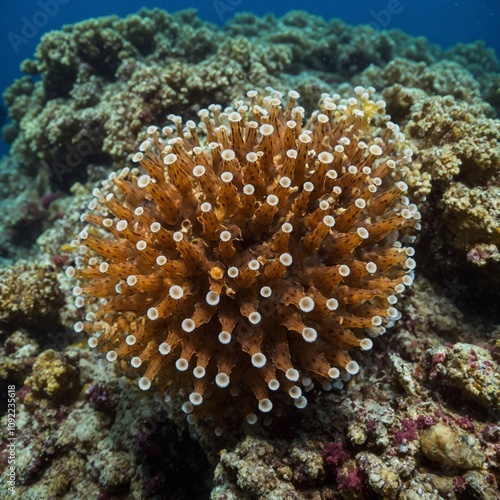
[{"x1": 323, "y1": 441, "x2": 350, "y2": 468}]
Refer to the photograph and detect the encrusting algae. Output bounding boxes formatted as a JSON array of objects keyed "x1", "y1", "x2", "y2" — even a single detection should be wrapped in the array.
[{"x1": 68, "y1": 87, "x2": 420, "y2": 431}]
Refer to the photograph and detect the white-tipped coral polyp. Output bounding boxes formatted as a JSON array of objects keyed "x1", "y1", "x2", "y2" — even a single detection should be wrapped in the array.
[{"x1": 70, "y1": 87, "x2": 419, "y2": 430}]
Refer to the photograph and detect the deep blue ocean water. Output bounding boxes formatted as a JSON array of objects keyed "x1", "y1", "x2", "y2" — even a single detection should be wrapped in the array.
[{"x1": 1, "y1": 0, "x2": 499, "y2": 156}]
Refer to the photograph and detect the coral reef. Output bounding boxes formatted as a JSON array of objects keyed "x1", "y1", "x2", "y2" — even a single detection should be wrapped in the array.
[
  {"x1": 3, "y1": 8, "x2": 498, "y2": 193},
  {"x1": 407, "y1": 96, "x2": 500, "y2": 308},
  {"x1": 425, "y1": 343, "x2": 499, "y2": 411},
  {"x1": 209, "y1": 276, "x2": 499, "y2": 498},
  {"x1": 0, "y1": 261, "x2": 63, "y2": 328},
  {"x1": 0, "y1": 344, "x2": 212, "y2": 498},
  {"x1": 0, "y1": 154, "x2": 56, "y2": 264},
  {"x1": 23, "y1": 349, "x2": 79, "y2": 408},
  {"x1": 355, "y1": 63, "x2": 500, "y2": 310},
  {"x1": 0, "y1": 330, "x2": 39, "y2": 384},
  {"x1": 0, "y1": 7, "x2": 498, "y2": 500}
]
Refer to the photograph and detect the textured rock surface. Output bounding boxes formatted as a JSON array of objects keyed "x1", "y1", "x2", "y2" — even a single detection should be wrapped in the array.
[
  {"x1": 420, "y1": 423, "x2": 486, "y2": 469},
  {"x1": 425, "y1": 343, "x2": 500, "y2": 410},
  {"x1": 0, "y1": 261, "x2": 63, "y2": 327}
]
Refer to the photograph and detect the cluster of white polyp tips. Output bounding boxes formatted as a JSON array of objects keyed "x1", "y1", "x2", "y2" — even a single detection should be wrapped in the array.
[{"x1": 68, "y1": 86, "x2": 420, "y2": 432}]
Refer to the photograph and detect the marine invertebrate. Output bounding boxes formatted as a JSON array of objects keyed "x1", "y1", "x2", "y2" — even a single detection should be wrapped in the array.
[
  {"x1": 0, "y1": 261, "x2": 62, "y2": 327},
  {"x1": 23, "y1": 349, "x2": 78, "y2": 407},
  {"x1": 68, "y1": 87, "x2": 419, "y2": 430}
]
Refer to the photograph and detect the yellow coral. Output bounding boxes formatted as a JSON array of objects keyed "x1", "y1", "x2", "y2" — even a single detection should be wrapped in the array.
[{"x1": 24, "y1": 349, "x2": 78, "y2": 406}]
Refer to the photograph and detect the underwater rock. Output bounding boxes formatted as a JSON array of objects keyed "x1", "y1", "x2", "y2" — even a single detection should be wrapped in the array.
[
  {"x1": 212, "y1": 435, "x2": 328, "y2": 499},
  {"x1": 0, "y1": 329, "x2": 39, "y2": 384},
  {"x1": 357, "y1": 452, "x2": 401, "y2": 498},
  {"x1": 419, "y1": 423, "x2": 486, "y2": 469},
  {"x1": 23, "y1": 349, "x2": 79, "y2": 407},
  {"x1": 426, "y1": 343, "x2": 500, "y2": 411},
  {"x1": 0, "y1": 261, "x2": 63, "y2": 327},
  {"x1": 406, "y1": 95, "x2": 499, "y2": 309}
]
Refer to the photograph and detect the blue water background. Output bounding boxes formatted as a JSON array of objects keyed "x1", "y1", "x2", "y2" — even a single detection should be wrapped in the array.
[{"x1": 1, "y1": 0, "x2": 499, "y2": 156}]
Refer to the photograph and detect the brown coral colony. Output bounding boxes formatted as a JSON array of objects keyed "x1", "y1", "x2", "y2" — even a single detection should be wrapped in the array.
[{"x1": 68, "y1": 87, "x2": 420, "y2": 430}]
